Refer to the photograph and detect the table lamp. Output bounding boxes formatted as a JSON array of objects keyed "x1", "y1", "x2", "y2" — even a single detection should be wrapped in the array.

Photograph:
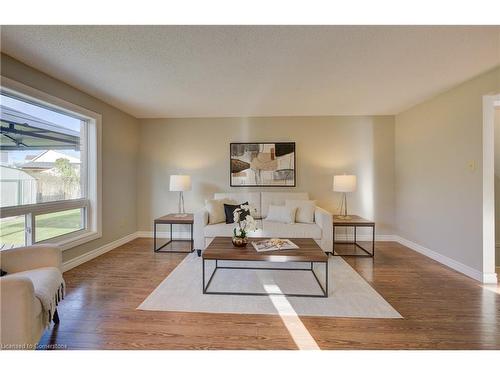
[
  {"x1": 333, "y1": 174, "x2": 357, "y2": 220},
  {"x1": 169, "y1": 175, "x2": 191, "y2": 217}
]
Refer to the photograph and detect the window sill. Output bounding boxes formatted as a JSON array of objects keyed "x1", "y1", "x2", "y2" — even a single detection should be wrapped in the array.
[{"x1": 37, "y1": 229, "x2": 102, "y2": 251}]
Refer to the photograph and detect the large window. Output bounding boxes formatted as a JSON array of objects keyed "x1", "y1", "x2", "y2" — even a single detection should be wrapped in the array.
[{"x1": 0, "y1": 77, "x2": 101, "y2": 250}]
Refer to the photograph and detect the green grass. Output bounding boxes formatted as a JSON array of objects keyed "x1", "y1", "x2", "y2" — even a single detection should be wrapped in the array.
[{"x1": 0, "y1": 209, "x2": 82, "y2": 247}]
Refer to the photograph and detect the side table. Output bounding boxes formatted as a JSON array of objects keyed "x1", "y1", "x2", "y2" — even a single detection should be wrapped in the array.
[
  {"x1": 153, "y1": 213, "x2": 194, "y2": 253},
  {"x1": 332, "y1": 215, "x2": 375, "y2": 257}
]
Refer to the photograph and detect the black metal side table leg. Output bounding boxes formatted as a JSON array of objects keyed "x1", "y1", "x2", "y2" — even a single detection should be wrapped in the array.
[
  {"x1": 153, "y1": 221, "x2": 157, "y2": 252},
  {"x1": 372, "y1": 224, "x2": 375, "y2": 257},
  {"x1": 190, "y1": 223, "x2": 194, "y2": 252},
  {"x1": 332, "y1": 225, "x2": 336, "y2": 256}
]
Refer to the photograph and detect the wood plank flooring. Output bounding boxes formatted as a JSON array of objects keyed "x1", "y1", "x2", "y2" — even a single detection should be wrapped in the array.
[{"x1": 38, "y1": 238, "x2": 500, "y2": 349}]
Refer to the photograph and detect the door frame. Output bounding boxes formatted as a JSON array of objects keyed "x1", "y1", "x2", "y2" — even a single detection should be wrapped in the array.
[{"x1": 482, "y1": 94, "x2": 500, "y2": 283}]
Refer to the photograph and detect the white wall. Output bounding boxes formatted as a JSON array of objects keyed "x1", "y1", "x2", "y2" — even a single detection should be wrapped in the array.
[
  {"x1": 137, "y1": 116, "x2": 395, "y2": 235},
  {"x1": 395, "y1": 66, "x2": 500, "y2": 274}
]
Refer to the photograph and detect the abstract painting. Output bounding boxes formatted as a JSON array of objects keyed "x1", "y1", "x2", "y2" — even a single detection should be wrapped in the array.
[{"x1": 230, "y1": 142, "x2": 296, "y2": 186}]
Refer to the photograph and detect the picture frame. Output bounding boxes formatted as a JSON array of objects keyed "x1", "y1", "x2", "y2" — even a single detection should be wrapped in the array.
[{"x1": 229, "y1": 142, "x2": 296, "y2": 187}]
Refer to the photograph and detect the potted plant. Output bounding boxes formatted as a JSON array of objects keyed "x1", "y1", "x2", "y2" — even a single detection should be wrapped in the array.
[{"x1": 232, "y1": 204, "x2": 257, "y2": 247}]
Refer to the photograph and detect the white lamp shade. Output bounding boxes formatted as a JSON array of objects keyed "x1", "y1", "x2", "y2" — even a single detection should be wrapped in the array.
[
  {"x1": 333, "y1": 175, "x2": 357, "y2": 192},
  {"x1": 169, "y1": 175, "x2": 192, "y2": 191}
]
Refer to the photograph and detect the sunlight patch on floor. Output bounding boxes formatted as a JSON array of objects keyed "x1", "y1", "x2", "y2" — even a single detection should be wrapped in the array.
[{"x1": 263, "y1": 283, "x2": 320, "y2": 350}]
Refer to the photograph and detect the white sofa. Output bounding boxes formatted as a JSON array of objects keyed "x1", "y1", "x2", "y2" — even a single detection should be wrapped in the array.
[{"x1": 194, "y1": 192, "x2": 332, "y2": 253}]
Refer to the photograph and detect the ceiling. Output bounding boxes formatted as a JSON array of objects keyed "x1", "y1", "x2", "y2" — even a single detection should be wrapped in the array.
[{"x1": 1, "y1": 25, "x2": 499, "y2": 118}]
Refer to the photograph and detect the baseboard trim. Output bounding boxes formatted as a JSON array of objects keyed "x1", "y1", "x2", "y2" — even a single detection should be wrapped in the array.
[
  {"x1": 62, "y1": 232, "x2": 139, "y2": 272},
  {"x1": 136, "y1": 231, "x2": 192, "y2": 239},
  {"x1": 394, "y1": 236, "x2": 497, "y2": 284},
  {"x1": 482, "y1": 273, "x2": 499, "y2": 284}
]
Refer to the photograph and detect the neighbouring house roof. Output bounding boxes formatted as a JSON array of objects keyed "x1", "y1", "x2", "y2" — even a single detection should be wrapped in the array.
[
  {"x1": 21, "y1": 150, "x2": 80, "y2": 170},
  {"x1": 0, "y1": 105, "x2": 80, "y2": 151}
]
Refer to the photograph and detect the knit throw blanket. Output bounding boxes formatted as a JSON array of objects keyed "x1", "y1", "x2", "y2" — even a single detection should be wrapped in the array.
[
  {"x1": 40, "y1": 279, "x2": 65, "y2": 327},
  {"x1": 17, "y1": 267, "x2": 66, "y2": 327}
]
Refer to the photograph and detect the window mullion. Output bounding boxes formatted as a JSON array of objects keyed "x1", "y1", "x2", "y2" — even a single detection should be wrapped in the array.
[{"x1": 1, "y1": 198, "x2": 88, "y2": 219}]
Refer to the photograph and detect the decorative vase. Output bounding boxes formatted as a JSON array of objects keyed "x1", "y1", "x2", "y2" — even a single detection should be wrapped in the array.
[{"x1": 232, "y1": 236, "x2": 248, "y2": 247}]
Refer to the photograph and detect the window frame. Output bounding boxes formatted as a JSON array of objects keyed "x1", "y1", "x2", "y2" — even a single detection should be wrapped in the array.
[{"x1": 0, "y1": 76, "x2": 102, "y2": 250}]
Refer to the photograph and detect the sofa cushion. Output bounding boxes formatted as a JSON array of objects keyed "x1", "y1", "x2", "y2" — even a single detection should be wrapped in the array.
[
  {"x1": 214, "y1": 192, "x2": 262, "y2": 219},
  {"x1": 261, "y1": 192, "x2": 309, "y2": 218},
  {"x1": 204, "y1": 220, "x2": 263, "y2": 237},
  {"x1": 285, "y1": 199, "x2": 316, "y2": 223},
  {"x1": 266, "y1": 205, "x2": 296, "y2": 224},
  {"x1": 223, "y1": 201, "x2": 248, "y2": 224},
  {"x1": 206, "y1": 198, "x2": 231, "y2": 224},
  {"x1": 262, "y1": 220, "x2": 322, "y2": 239}
]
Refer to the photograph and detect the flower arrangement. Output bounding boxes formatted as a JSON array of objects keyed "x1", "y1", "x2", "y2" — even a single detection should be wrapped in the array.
[{"x1": 232, "y1": 204, "x2": 257, "y2": 247}]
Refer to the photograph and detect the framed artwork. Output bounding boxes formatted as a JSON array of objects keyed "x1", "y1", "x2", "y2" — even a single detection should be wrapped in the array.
[{"x1": 230, "y1": 142, "x2": 296, "y2": 187}]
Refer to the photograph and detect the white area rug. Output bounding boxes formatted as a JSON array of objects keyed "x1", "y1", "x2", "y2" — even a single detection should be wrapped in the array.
[{"x1": 138, "y1": 253, "x2": 402, "y2": 318}]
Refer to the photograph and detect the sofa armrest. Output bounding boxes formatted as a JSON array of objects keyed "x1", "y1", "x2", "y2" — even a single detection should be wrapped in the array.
[
  {"x1": 314, "y1": 206, "x2": 332, "y2": 229},
  {"x1": 0, "y1": 275, "x2": 37, "y2": 348},
  {"x1": 0, "y1": 245, "x2": 62, "y2": 274},
  {"x1": 314, "y1": 206, "x2": 333, "y2": 253},
  {"x1": 193, "y1": 209, "x2": 209, "y2": 250}
]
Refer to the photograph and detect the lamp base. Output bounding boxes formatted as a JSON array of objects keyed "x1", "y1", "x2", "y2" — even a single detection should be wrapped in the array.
[
  {"x1": 174, "y1": 213, "x2": 188, "y2": 217},
  {"x1": 336, "y1": 215, "x2": 352, "y2": 220}
]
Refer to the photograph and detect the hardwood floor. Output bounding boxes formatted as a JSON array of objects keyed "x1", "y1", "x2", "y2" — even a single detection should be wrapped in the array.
[{"x1": 38, "y1": 238, "x2": 500, "y2": 349}]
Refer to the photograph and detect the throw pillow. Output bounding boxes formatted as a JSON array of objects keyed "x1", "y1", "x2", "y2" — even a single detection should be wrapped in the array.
[
  {"x1": 224, "y1": 201, "x2": 249, "y2": 224},
  {"x1": 205, "y1": 198, "x2": 230, "y2": 224},
  {"x1": 265, "y1": 205, "x2": 297, "y2": 224},
  {"x1": 285, "y1": 199, "x2": 316, "y2": 223}
]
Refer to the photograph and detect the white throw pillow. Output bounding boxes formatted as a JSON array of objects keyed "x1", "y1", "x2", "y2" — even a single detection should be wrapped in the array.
[
  {"x1": 285, "y1": 199, "x2": 316, "y2": 223},
  {"x1": 205, "y1": 198, "x2": 230, "y2": 224},
  {"x1": 265, "y1": 205, "x2": 297, "y2": 224}
]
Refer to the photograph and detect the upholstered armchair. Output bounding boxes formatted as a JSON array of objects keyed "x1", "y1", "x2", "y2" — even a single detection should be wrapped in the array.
[{"x1": 0, "y1": 245, "x2": 65, "y2": 349}]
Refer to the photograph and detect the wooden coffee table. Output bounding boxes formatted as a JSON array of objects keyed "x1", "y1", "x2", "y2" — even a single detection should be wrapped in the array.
[{"x1": 202, "y1": 237, "x2": 329, "y2": 298}]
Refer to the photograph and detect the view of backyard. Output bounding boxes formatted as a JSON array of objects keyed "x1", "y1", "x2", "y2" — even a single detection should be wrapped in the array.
[{"x1": 0, "y1": 208, "x2": 82, "y2": 247}]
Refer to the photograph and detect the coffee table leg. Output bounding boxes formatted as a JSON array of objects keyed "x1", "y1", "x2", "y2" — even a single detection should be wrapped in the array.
[
  {"x1": 325, "y1": 260, "x2": 328, "y2": 297},
  {"x1": 202, "y1": 258, "x2": 205, "y2": 293},
  {"x1": 203, "y1": 259, "x2": 329, "y2": 298}
]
